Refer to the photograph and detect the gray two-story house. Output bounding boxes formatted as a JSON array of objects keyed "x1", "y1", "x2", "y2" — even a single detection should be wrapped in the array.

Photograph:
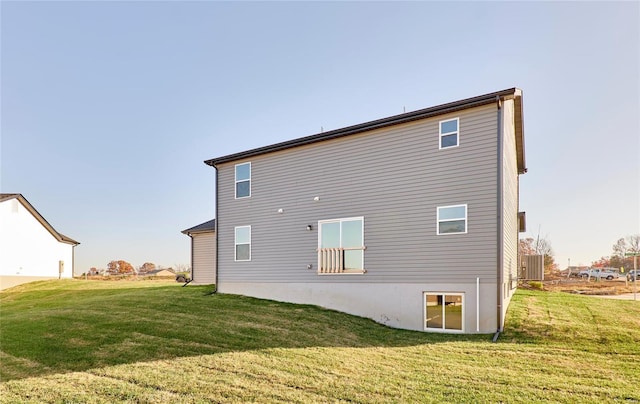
[{"x1": 205, "y1": 88, "x2": 526, "y2": 334}]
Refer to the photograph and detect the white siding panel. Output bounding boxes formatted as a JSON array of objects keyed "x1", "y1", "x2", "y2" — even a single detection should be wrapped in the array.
[{"x1": 0, "y1": 199, "x2": 74, "y2": 278}]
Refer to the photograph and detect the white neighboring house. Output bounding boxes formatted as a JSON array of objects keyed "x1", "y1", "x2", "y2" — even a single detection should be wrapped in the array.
[{"x1": 0, "y1": 194, "x2": 79, "y2": 283}]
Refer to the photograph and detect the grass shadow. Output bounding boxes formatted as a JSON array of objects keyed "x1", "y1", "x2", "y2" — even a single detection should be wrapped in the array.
[{"x1": 1, "y1": 280, "x2": 486, "y2": 381}]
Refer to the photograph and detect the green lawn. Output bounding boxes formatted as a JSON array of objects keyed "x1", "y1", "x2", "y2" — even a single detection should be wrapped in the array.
[{"x1": 1, "y1": 280, "x2": 639, "y2": 403}]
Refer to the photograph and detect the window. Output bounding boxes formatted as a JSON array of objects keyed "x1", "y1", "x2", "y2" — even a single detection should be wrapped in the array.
[
  {"x1": 235, "y1": 226, "x2": 251, "y2": 261},
  {"x1": 437, "y1": 204, "x2": 467, "y2": 235},
  {"x1": 318, "y1": 217, "x2": 365, "y2": 274},
  {"x1": 424, "y1": 293, "x2": 464, "y2": 332},
  {"x1": 439, "y1": 118, "x2": 459, "y2": 149},
  {"x1": 235, "y1": 162, "x2": 251, "y2": 198}
]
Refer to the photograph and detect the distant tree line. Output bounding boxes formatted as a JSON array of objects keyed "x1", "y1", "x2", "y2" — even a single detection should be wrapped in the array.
[
  {"x1": 86, "y1": 261, "x2": 190, "y2": 276},
  {"x1": 592, "y1": 235, "x2": 640, "y2": 270}
]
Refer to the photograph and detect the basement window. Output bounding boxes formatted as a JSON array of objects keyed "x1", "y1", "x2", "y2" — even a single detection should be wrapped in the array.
[{"x1": 424, "y1": 293, "x2": 464, "y2": 332}]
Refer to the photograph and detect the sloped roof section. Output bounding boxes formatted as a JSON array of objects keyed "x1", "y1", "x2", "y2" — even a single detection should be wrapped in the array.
[
  {"x1": 0, "y1": 193, "x2": 80, "y2": 245},
  {"x1": 182, "y1": 219, "x2": 216, "y2": 235},
  {"x1": 205, "y1": 88, "x2": 526, "y2": 174}
]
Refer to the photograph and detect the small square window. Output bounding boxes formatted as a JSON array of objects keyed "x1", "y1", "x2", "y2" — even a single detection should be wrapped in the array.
[
  {"x1": 235, "y1": 163, "x2": 251, "y2": 199},
  {"x1": 439, "y1": 118, "x2": 459, "y2": 149},
  {"x1": 437, "y1": 204, "x2": 467, "y2": 235}
]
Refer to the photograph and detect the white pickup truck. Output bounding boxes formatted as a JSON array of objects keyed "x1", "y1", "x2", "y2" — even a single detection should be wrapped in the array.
[{"x1": 577, "y1": 268, "x2": 619, "y2": 280}]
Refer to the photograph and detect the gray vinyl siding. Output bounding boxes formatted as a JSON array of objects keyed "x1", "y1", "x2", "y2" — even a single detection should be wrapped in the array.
[
  {"x1": 216, "y1": 103, "x2": 499, "y2": 284},
  {"x1": 501, "y1": 99, "x2": 519, "y2": 308},
  {"x1": 192, "y1": 231, "x2": 216, "y2": 284}
]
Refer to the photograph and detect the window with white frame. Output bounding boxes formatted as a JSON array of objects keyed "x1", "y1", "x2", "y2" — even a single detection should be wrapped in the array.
[
  {"x1": 424, "y1": 293, "x2": 464, "y2": 332},
  {"x1": 439, "y1": 118, "x2": 459, "y2": 149},
  {"x1": 235, "y1": 162, "x2": 251, "y2": 198},
  {"x1": 234, "y1": 226, "x2": 251, "y2": 261},
  {"x1": 437, "y1": 204, "x2": 467, "y2": 235},
  {"x1": 318, "y1": 217, "x2": 365, "y2": 274}
]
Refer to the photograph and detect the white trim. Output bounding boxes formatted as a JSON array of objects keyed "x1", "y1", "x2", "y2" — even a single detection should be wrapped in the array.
[
  {"x1": 317, "y1": 216, "x2": 365, "y2": 273},
  {"x1": 439, "y1": 117, "x2": 459, "y2": 149},
  {"x1": 423, "y1": 292, "x2": 465, "y2": 333},
  {"x1": 234, "y1": 225, "x2": 251, "y2": 261},
  {"x1": 234, "y1": 162, "x2": 251, "y2": 199},
  {"x1": 436, "y1": 204, "x2": 468, "y2": 235}
]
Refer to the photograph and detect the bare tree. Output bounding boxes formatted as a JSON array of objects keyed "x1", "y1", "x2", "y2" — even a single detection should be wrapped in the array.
[{"x1": 519, "y1": 235, "x2": 558, "y2": 273}]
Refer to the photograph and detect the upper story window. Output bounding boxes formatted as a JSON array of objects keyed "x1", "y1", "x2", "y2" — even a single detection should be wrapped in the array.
[
  {"x1": 437, "y1": 204, "x2": 467, "y2": 235},
  {"x1": 439, "y1": 118, "x2": 459, "y2": 149},
  {"x1": 235, "y1": 225, "x2": 251, "y2": 261},
  {"x1": 235, "y1": 162, "x2": 251, "y2": 199},
  {"x1": 318, "y1": 217, "x2": 365, "y2": 274}
]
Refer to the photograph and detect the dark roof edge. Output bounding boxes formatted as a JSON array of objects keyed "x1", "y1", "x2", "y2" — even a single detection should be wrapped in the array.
[
  {"x1": 0, "y1": 194, "x2": 80, "y2": 245},
  {"x1": 205, "y1": 88, "x2": 521, "y2": 166},
  {"x1": 181, "y1": 219, "x2": 216, "y2": 235}
]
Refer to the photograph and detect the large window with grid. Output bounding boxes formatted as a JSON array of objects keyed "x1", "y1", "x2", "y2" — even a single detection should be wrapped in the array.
[{"x1": 317, "y1": 217, "x2": 365, "y2": 274}]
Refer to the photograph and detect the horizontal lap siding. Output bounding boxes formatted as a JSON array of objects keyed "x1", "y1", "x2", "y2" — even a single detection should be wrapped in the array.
[
  {"x1": 502, "y1": 100, "x2": 519, "y2": 302},
  {"x1": 217, "y1": 104, "x2": 498, "y2": 284},
  {"x1": 193, "y1": 232, "x2": 216, "y2": 284}
]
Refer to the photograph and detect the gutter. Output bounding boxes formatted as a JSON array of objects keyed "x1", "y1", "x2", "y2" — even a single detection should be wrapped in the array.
[
  {"x1": 495, "y1": 95, "x2": 504, "y2": 339},
  {"x1": 205, "y1": 88, "x2": 520, "y2": 166}
]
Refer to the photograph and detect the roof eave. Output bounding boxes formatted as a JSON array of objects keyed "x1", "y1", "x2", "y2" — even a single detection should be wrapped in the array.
[
  {"x1": 3, "y1": 194, "x2": 80, "y2": 245},
  {"x1": 513, "y1": 90, "x2": 527, "y2": 174},
  {"x1": 204, "y1": 88, "x2": 522, "y2": 167}
]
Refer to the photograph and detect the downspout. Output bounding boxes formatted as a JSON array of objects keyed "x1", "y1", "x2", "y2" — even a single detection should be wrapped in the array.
[
  {"x1": 213, "y1": 164, "x2": 219, "y2": 293},
  {"x1": 72, "y1": 245, "x2": 76, "y2": 278},
  {"x1": 189, "y1": 233, "x2": 194, "y2": 281},
  {"x1": 494, "y1": 95, "x2": 504, "y2": 342}
]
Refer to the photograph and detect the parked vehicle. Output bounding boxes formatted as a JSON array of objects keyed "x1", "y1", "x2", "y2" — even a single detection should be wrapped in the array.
[
  {"x1": 578, "y1": 268, "x2": 619, "y2": 280},
  {"x1": 626, "y1": 270, "x2": 640, "y2": 281}
]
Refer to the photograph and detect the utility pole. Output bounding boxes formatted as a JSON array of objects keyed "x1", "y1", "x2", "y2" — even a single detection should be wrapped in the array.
[{"x1": 625, "y1": 252, "x2": 639, "y2": 301}]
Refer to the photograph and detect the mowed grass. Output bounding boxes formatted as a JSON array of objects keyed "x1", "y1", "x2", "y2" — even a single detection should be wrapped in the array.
[{"x1": 0, "y1": 280, "x2": 639, "y2": 403}]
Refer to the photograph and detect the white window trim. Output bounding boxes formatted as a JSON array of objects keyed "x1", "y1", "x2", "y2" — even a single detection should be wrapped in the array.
[
  {"x1": 437, "y1": 204, "x2": 468, "y2": 235},
  {"x1": 234, "y1": 225, "x2": 251, "y2": 261},
  {"x1": 317, "y1": 216, "x2": 365, "y2": 274},
  {"x1": 235, "y1": 162, "x2": 251, "y2": 199},
  {"x1": 439, "y1": 117, "x2": 459, "y2": 149},
  {"x1": 423, "y1": 292, "x2": 465, "y2": 333}
]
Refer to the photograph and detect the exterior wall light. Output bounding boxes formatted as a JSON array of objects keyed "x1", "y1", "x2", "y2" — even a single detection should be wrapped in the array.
[{"x1": 306, "y1": 224, "x2": 313, "y2": 231}]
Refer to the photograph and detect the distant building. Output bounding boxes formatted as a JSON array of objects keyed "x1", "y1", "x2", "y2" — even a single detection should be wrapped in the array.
[
  {"x1": 145, "y1": 268, "x2": 176, "y2": 278},
  {"x1": 0, "y1": 193, "x2": 79, "y2": 288}
]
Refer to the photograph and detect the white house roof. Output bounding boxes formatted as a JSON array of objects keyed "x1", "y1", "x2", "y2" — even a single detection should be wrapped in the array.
[{"x1": 0, "y1": 193, "x2": 80, "y2": 246}]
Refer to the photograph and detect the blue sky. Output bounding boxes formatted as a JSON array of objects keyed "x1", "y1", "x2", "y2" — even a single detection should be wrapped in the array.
[{"x1": 1, "y1": 2, "x2": 638, "y2": 273}]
